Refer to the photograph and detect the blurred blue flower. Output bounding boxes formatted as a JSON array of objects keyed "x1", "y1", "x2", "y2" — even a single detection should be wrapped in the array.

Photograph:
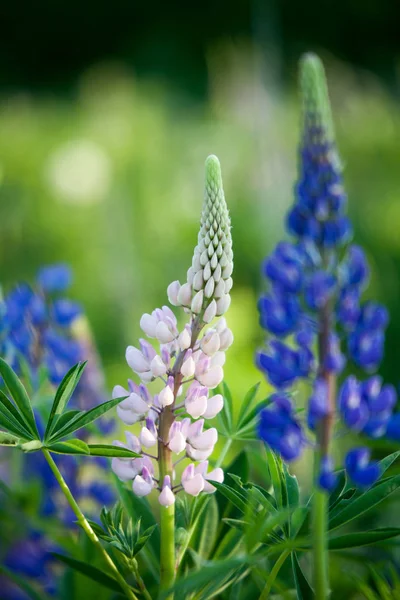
[{"x1": 256, "y1": 55, "x2": 394, "y2": 491}]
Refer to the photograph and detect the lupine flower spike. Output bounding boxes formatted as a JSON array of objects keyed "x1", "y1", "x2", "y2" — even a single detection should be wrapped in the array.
[
  {"x1": 257, "y1": 54, "x2": 394, "y2": 490},
  {"x1": 256, "y1": 52, "x2": 396, "y2": 599},
  {"x1": 112, "y1": 155, "x2": 232, "y2": 588}
]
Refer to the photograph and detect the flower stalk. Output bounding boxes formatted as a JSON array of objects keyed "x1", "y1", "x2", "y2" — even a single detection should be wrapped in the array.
[{"x1": 42, "y1": 449, "x2": 138, "y2": 600}]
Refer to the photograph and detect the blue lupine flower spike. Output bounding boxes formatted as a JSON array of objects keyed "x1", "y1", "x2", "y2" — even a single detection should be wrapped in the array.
[{"x1": 256, "y1": 53, "x2": 393, "y2": 492}]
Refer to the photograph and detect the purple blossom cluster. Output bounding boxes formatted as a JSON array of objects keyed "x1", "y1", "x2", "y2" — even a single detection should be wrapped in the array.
[{"x1": 256, "y1": 57, "x2": 398, "y2": 490}]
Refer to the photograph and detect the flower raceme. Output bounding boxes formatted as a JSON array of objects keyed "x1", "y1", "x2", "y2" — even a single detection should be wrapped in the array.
[
  {"x1": 256, "y1": 54, "x2": 397, "y2": 491},
  {"x1": 112, "y1": 155, "x2": 233, "y2": 506}
]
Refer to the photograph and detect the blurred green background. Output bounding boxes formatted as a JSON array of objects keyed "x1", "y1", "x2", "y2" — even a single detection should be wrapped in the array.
[{"x1": 1, "y1": 0, "x2": 400, "y2": 499}]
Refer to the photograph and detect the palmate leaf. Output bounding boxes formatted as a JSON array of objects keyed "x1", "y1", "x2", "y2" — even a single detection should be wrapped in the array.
[
  {"x1": 0, "y1": 389, "x2": 34, "y2": 439},
  {"x1": 236, "y1": 382, "x2": 261, "y2": 428},
  {"x1": 47, "y1": 396, "x2": 129, "y2": 442},
  {"x1": 328, "y1": 473, "x2": 400, "y2": 531},
  {"x1": 328, "y1": 527, "x2": 400, "y2": 549},
  {"x1": 45, "y1": 361, "x2": 86, "y2": 439},
  {"x1": 0, "y1": 357, "x2": 39, "y2": 438},
  {"x1": 47, "y1": 439, "x2": 141, "y2": 458},
  {"x1": 0, "y1": 404, "x2": 33, "y2": 440}
]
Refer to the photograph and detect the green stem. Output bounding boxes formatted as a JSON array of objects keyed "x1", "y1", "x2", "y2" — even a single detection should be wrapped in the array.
[
  {"x1": 42, "y1": 449, "x2": 138, "y2": 600},
  {"x1": 313, "y1": 482, "x2": 329, "y2": 599},
  {"x1": 259, "y1": 549, "x2": 291, "y2": 600},
  {"x1": 214, "y1": 437, "x2": 232, "y2": 469},
  {"x1": 132, "y1": 562, "x2": 153, "y2": 600},
  {"x1": 158, "y1": 409, "x2": 175, "y2": 598}
]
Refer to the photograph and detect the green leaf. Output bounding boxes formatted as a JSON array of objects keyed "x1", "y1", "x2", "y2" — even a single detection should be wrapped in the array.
[
  {"x1": 0, "y1": 431, "x2": 20, "y2": 446},
  {"x1": 379, "y1": 450, "x2": 400, "y2": 477},
  {"x1": 45, "y1": 362, "x2": 86, "y2": 439},
  {"x1": 0, "y1": 389, "x2": 33, "y2": 438},
  {"x1": 217, "y1": 382, "x2": 234, "y2": 434},
  {"x1": 328, "y1": 470, "x2": 347, "y2": 510},
  {"x1": 161, "y1": 558, "x2": 244, "y2": 599},
  {"x1": 210, "y1": 481, "x2": 247, "y2": 513},
  {"x1": 48, "y1": 439, "x2": 90, "y2": 455},
  {"x1": 0, "y1": 403, "x2": 33, "y2": 439},
  {"x1": 265, "y1": 447, "x2": 284, "y2": 508},
  {"x1": 0, "y1": 357, "x2": 38, "y2": 437},
  {"x1": 51, "y1": 553, "x2": 124, "y2": 593},
  {"x1": 134, "y1": 524, "x2": 158, "y2": 557},
  {"x1": 291, "y1": 552, "x2": 314, "y2": 600},
  {"x1": 329, "y1": 473, "x2": 400, "y2": 531},
  {"x1": 86, "y1": 444, "x2": 141, "y2": 458},
  {"x1": 237, "y1": 382, "x2": 260, "y2": 427},
  {"x1": 49, "y1": 396, "x2": 128, "y2": 441},
  {"x1": 193, "y1": 494, "x2": 219, "y2": 560},
  {"x1": 328, "y1": 528, "x2": 400, "y2": 549}
]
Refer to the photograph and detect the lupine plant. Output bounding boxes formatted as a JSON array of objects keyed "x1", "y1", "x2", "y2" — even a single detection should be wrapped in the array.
[
  {"x1": 2, "y1": 58, "x2": 400, "y2": 600},
  {"x1": 256, "y1": 53, "x2": 400, "y2": 598}
]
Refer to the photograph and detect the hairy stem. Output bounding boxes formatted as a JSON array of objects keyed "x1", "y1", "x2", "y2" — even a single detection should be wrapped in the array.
[
  {"x1": 158, "y1": 407, "x2": 176, "y2": 598},
  {"x1": 42, "y1": 449, "x2": 138, "y2": 600},
  {"x1": 313, "y1": 301, "x2": 336, "y2": 599}
]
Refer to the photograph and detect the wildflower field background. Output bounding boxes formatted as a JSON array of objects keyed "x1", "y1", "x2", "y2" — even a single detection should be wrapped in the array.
[{"x1": 2, "y1": 2, "x2": 400, "y2": 598}]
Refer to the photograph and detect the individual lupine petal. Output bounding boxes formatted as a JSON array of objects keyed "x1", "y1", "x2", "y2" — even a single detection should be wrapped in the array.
[
  {"x1": 337, "y1": 288, "x2": 361, "y2": 330},
  {"x1": 264, "y1": 242, "x2": 304, "y2": 293},
  {"x1": 203, "y1": 300, "x2": 217, "y2": 323},
  {"x1": 181, "y1": 349, "x2": 196, "y2": 378},
  {"x1": 339, "y1": 376, "x2": 369, "y2": 430},
  {"x1": 185, "y1": 385, "x2": 208, "y2": 419},
  {"x1": 139, "y1": 419, "x2": 157, "y2": 447},
  {"x1": 345, "y1": 447, "x2": 381, "y2": 488},
  {"x1": 132, "y1": 466, "x2": 154, "y2": 496},
  {"x1": 178, "y1": 325, "x2": 191, "y2": 350},
  {"x1": 211, "y1": 351, "x2": 226, "y2": 367},
  {"x1": 304, "y1": 270, "x2": 336, "y2": 311},
  {"x1": 167, "y1": 281, "x2": 181, "y2": 306},
  {"x1": 200, "y1": 329, "x2": 220, "y2": 356},
  {"x1": 168, "y1": 421, "x2": 186, "y2": 454},
  {"x1": 219, "y1": 327, "x2": 234, "y2": 351},
  {"x1": 177, "y1": 282, "x2": 192, "y2": 306},
  {"x1": 258, "y1": 292, "x2": 300, "y2": 337},
  {"x1": 195, "y1": 462, "x2": 224, "y2": 493},
  {"x1": 203, "y1": 394, "x2": 224, "y2": 419},
  {"x1": 159, "y1": 377, "x2": 175, "y2": 407},
  {"x1": 124, "y1": 431, "x2": 141, "y2": 453},
  {"x1": 117, "y1": 405, "x2": 141, "y2": 425},
  {"x1": 155, "y1": 321, "x2": 176, "y2": 343},
  {"x1": 150, "y1": 355, "x2": 167, "y2": 377},
  {"x1": 139, "y1": 339, "x2": 157, "y2": 362},
  {"x1": 181, "y1": 463, "x2": 205, "y2": 496},
  {"x1": 318, "y1": 456, "x2": 337, "y2": 492},
  {"x1": 112, "y1": 384, "x2": 129, "y2": 400},
  {"x1": 197, "y1": 365, "x2": 223, "y2": 388},
  {"x1": 216, "y1": 294, "x2": 231, "y2": 316},
  {"x1": 159, "y1": 476, "x2": 175, "y2": 506},
  {"x1": 360, "y1": 302, "x2": 389, "y2": 330},
  {"x1": 112, "y1": 457, "x2": 140, "y2": 481},
  {"x1": 342, "y1": 245, "x2": 369, "y2": 289},
  {"x1": 37, "y1": 263, "x2": 72, "y2": 292},
  {"x1": 348, "y1": 327, "x2": 385, "y2": 371},
  {"x1": 191, "y1": 290, "x2": 204, "y2": 314},
  {"x1": 161, "y1": 346, "x2": 171, "y2": 368},
  {"x1": 126, "y1": 346, "x2": 150, "y2": 373},
  {"x1": 188, "y1": 420, "x2": 218, "y2": 450},
  {"x1": 140, "y1": 313, "x2": 158, "y2": 337},
  {"x1": 186, "y1": 445, "x2": 214, "y2": 461}
]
